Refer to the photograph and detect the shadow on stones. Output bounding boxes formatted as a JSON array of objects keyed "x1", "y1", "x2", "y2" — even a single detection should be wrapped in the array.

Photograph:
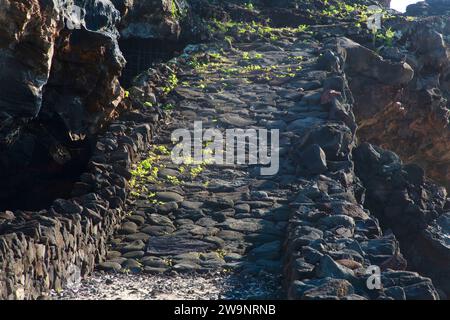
[
  {"x1": 119, "y1": 38, "x2": 187, "y2": 88},
  {"x1": 0, "y1": 117, "x2": 92, "y2": 212}
]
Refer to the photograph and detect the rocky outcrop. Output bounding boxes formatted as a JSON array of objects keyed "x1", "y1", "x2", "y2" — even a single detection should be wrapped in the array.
[
  {"x1": 337, "y1": 38, "x2": 414, "y2": 87},
  {"x1": 114, "y1": 0, "x2": 190, "y2": 40},
  {"x1": 0, "y1": 0, "x2": 124, "y2": 144},
  {"x1": 0, "y1": 0, "x2": 58, "y2": 144},
  {"x1": 335, "y1": 23, "x2": 450, "y2": 296},
  {"x1": 340, "y1": 19, "x2": 450, "y2": 190},
  {"x1": 354, "y1": 143, "x2": 449, "y2": 297},
  {"x1": 0, "y1": 0, "x2": 125, "y2": 208},
  {"x1": 406, "y1": 0, "x2": 450, "y2": 16},
  {"x1": 283, "y1": 39, "x2": 442, "y2": 300}
]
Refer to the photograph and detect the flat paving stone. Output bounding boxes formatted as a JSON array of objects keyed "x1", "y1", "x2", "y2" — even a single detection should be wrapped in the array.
[
  {"x1": 156, "y1": 192, "x2": 184, "y2": 203},
  {"x1": 124, "y1": 233, "x2": 151, "y2": 242},
  {"x1": 140, "y1": 225, "x2": 175, "y2": 236},
  {"x1": 218, "y1": 218, "x2": 282, "y2": 236},
  {"x1": 146, "y1": 236, "x2": 219, "y2": 256},
  {"x1": 98, "y1": 261, "x2": 122, "y2": 272},
  {"x1": 148, "y1": 214, "x2": 175, "y2": 228},
  {"x1": 126, "y1": 215, "x2": 146, "y2": 225}
]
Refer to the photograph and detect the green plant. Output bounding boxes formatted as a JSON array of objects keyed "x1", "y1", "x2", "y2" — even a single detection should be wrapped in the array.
[
  {"x1": 296, "y1": 24, "x2": 309, "y2": 33},
  {"x1": 383, "y1": 27, "x2": 396, "y2": 47},
  {"x1": 162, "y1": 103, "x2": 175, "y2": 111},
  {"x1": 154, "y1": 145, "x2": 170, "y2": 155},
  {"x1": 166, "y1": 175, "x2": 181, "y2": 185},
  {"x1": 270, "y1": 34, "x2": 279, "y2": 41},
  {"x1": 225, "y1": 36, "x2": 234, "y2": 46},
  {"x1": 209, "y1": 52, "x2": 223, "y2": 60},
  {"x1": 170, "y1": 0, "x2": 178, "y2": 18},
  {"x1": 163, "y1": 73, "x2": 179, "y2": 94},
  {"x1": 190, "y1": 165, "x2": 203, "y2": 179},
  {"x1": 374, "y1": 27, "x2": 396, "y2": 47}
]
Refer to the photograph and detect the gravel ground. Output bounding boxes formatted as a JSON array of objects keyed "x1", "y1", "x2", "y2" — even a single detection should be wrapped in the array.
[{"x1": 52, "y1": 271, "x2": 282, "y2": 300}]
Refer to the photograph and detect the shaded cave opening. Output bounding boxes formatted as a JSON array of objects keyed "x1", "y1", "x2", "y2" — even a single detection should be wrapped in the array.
[
  {"x1": 0, "y1": 116, "x2": 92, "y2": 212},
  {"x1": 0, "y1": 37, "x2": 189, "y2": 213},
  {"x1": 119, "y1": 38, "x2": 187, "y2": 88}
]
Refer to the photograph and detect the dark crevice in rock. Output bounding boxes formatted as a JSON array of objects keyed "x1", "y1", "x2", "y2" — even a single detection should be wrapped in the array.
[
  {"x1": 0, "y1": 118, "x2": 92, "y2": 212},
  {"x1": 0, "y1": 0, "x2": 126, "y2": 213},
  {"x1": 354, "y1": 143, "x2": 449, "y2": 298},
  {"x1": 119, "y1": 38, "x2": 187, "y2": 88}
]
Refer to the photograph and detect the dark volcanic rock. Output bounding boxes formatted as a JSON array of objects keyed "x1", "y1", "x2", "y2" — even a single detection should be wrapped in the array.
[
  {"x1": 337, "y1": 37, "x2": 414, "y2": 86},
  {"x1": 408, "y1": 212, "x2": 450, "y2": 297},
  {"x1": 406, "y1": 0, "x2": 450, "y2": 16},
  {"x1": 115, "y1": 0, "x2": 190, "y2": 40},
  {"x1": 146, "y1": 236, "x2": 219, "y2": 256},
  {"x1": 0, "y1": 0, "x2": 125, "y2": 208},
  {"x1": 296, "y1": 144, "x2": 328, "y2": 175},
  {"x1": 354, "y1": 143, "x2": 449, "y2": 295},
  {"x1": 0, "y1": 0, "x2": 448, "y2": 302},
  {"x1": 0, "y1": 0, "x2": 124, "y2": 143}
]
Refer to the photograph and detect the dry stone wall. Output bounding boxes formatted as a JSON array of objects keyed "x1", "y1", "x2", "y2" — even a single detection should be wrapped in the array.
[{"x1": 0, "y1": 107, "x2": 155, "y2": 299}]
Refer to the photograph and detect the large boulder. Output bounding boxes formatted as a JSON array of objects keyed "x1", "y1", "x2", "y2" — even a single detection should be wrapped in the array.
[
  {"x1": 0, "y1": 0, "x2": 60, "y2": 144},
  {"x1": 42, "y1": 0, "x2": 125, "y2": 140},
  {"x1": 337, "y1": 37, "x2": 414, "y2": 86}
]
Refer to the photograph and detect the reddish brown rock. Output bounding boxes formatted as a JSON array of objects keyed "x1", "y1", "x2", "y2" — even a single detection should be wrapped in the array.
[{"x1": 338, "y1": 20, "x2": 450, "y2": 189}]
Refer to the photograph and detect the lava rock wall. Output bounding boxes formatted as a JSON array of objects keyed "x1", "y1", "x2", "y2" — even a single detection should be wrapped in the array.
[
  {"x1": 283, "y1": 39, "x2": 442, "y2": 300},
  {"x1": 0, "y1": 0, "x2": 156, "y2": 299},
  {"x1": 0, "y1": 106, "x2": 154, "y2": 299}
]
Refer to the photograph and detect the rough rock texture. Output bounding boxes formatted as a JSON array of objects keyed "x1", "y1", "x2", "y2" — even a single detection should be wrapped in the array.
[
  {"x1": 406, "y1": 0, "x2": 450, "y2": 16},
  {"x1": 354, "y1": 143, "x2": 450, "y2": 296},
  {"x1": 0, "y1": 113, "x2": 153, "y2": 299},
  {"x1": 0, "y1": 0, "x2": 124, "y2": 143},
  {"x1": 113, "y1": 0, "x2": 190, "y2": 40},
  {"x1": 0, "y1": 0, "x2": 449, "y2": 301},
  {"x1": 0, "y1": 0, "x2": 60, "y2": 143},
  {"x1": 283, "y1": 38, "x2": 442, "y2": 300},
  {"x1": 345, "y1": 16, "x2": 450, "y2": 190},
  {"x1": 58, "y1": 5, "x2": 447, "y2": 299},
  {"x1": 0, "y1": 0, "x2": 126, "y2": 207}
]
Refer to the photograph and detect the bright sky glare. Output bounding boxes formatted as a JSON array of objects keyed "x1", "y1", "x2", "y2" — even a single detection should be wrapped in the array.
[{"x1": 390, "y1": 0, "x2": 422, "y2": 12}]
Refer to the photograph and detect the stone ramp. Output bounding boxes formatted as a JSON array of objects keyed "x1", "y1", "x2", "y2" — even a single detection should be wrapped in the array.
[
  {"x1": 56, "y1": 32, "x2": 321, "y2": 299},
  {"x1": 56, "y1": 28, "x2": 444, "y2": 300}
]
